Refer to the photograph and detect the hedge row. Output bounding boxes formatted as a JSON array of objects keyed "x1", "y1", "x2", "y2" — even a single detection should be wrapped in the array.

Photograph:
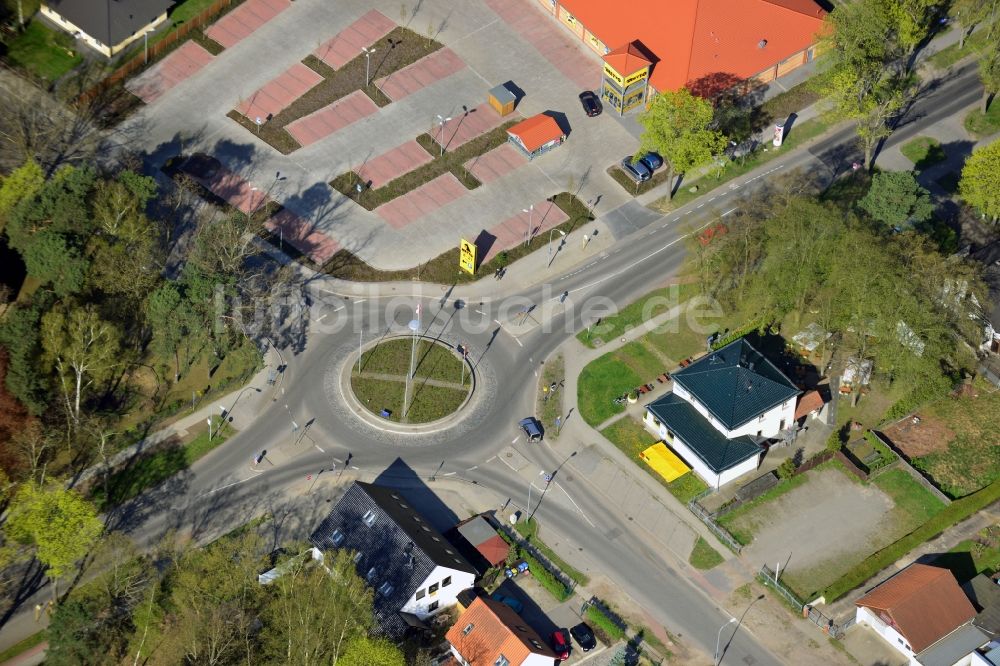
[
  {"x1": 822, "y1": 477, "x2": 1000, "y2": 601},
  {"x1": 497, "y1": 528, "x2": 572, "y2": 602},
  {"x1": 585, "y1": 604, "x2": 627, "y2": 642}
]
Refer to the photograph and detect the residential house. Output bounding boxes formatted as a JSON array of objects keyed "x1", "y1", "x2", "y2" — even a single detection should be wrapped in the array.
[
  {"x1": 311, "y1": 481, "x2": 477, "y2": 638},
  {"x1": 446, "y1": 596, "x2": 557, "y2": 666},
  {"x1": 855, "y1": 563, "x2": 990, "y2": 666},
  {"x1": 41, "y1": 0, "x2": 174, "y2": 57},
  {"x1": 643, "y1": 338, "x2": 800, "y2": 487}
]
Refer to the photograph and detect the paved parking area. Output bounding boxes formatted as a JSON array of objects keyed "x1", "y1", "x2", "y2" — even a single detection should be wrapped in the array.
[
  {"x1": 236, "y1": 63, "x2": 323, "y2": 120},
  {"x1": 126, "y1": 41, "x2": 214, "y2": 104},
  {"x1": 355, "y1": 140, "x2": 433, "y2": 189},
  {"x1": 186, "y1": 165, "x2": 267, "y2": 215},
  {"x1": 434, "y1": 103, "x2": 512, "y2": 151},
  {"x1": 479, "y1": 200, "x2": 567, "y2": 263},
  {"x1": 465, "y1": 143, "x2": 527, "y2": 185},
  {"x1": 285, "y1": 90, "x2": 379, "y2": 147},
  {"x1": 313, "y1": 9, "x2": 395, "y2": 69},
  {"x1": 374, "y1": 173, "x2": 467, "y2": 229},
  {"x1": 374, "y1": 47, "x2": 465, "y2": 101},
  {"x1": 264, "y1": 209, "x2": 341, "y2": 264},
  {"x1": 484, "y1": 0, "x2": 601, "y2": 91},
  {"x1": 204, "y1": 0, "x2": 291, "y2": 49}
]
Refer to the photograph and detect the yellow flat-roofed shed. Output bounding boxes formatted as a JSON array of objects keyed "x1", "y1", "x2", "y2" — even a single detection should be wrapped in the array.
[{"x1": 639, "y1": 442, "x2": 690, "y2": 482}]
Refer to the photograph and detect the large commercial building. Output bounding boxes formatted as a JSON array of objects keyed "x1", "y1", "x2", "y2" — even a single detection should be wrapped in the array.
[{"x1": 536, "y1": 0, "x2": 827, "y2": 110}]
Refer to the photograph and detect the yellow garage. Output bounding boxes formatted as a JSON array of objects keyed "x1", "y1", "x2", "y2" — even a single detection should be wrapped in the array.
[{"x1": 639, "y1": 442, "x2": 690, "y2": 482}]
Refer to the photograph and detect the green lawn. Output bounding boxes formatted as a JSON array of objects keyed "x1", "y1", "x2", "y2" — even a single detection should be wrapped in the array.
[
  {"x1": 513, "y1": 517, "x2": 590, "y2": 586},
  {"x1": 965, "y1": 102, "x2": 1000, "y2": 138},
  {"x1": 900, "y1": 136, "x2": 946, "y2": 170},
  {"x1": 873, "y1": 469, "x2": 946, "y2": 529},
  {"x1": 577, "y1": 282, "x2": 700, "y2": 348},
  {"x1": 0, "y1": 630, "x2": 46, "y2": 662},
  {"x1": 577, "y1": 353, "x2": 642, "y2": 426},
  {"x1": 6, "y1": 20, "x2": 82, "y2": 82},
  {"x1": 941, "y1": 526, "x2": 1000, "y2": 580},
  {"x1": 170, "y1": 0, "x2": 219, "y2": 23},
  {"x1": 358, "y1": 338, "x2": 465, "y2": 383},
  {"x1": 689, "y1": 537, "x2": 724, "y2": 570},
  {"x1": 600, "y1": 416, "x2": 709, "y2": 503},
  {"x1": 537, "y1": 354, "x2": 565, "y2": 439},
  {"x1": 350, "y1": 376, "x2": 467, "y2": 424}
]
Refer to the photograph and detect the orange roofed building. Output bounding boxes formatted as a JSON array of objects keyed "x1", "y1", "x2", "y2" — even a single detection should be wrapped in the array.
[
  {"x1": 446, "y1": 597, "x2": 557, "y2": 666},
  {"x1": 506, "y1": 114, "x2": 566, "y2": 160},
  {"x1": 536, "y1": 0, "x2": 827, "y2": 102}
]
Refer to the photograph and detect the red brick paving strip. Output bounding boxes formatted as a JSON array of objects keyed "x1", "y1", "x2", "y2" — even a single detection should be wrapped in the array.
[
  {"x1": 375, "y1": 173, "x2": 467, "y2": 229},
  {"x1": 187, "y1": 165, "x2": 267, "y2": 214},
  {"x1": 205, "y1": 0, "x2": 291, "y2": 49},
  {"x1": 265, "y1": 209, "x2": 341, "y2": 265},
  {"x1": 313, "y1": 9, "x2": 395, "y2": 70},
  {"x1": 126, "y1": 41, "x2": 215, "y2": 104},
  {"x1": 374, "y1": 47, "x2": 465, "y2": 101},
  {"x1": 433, "y1": 103, "x2": 512, "y2": 152},
  {"x1": 285, "y1": 90, "x2": 379, "y2": 147},
  {"x1": 483, "y1": 0, "x2": 601, "y2": 91},
  {"x1": 463, "y1": 143, "x2": 528, "y2": 185},
  {"x1": 237, "y1": 63, "x2": 323, "y2": 121},
  {"x1": 354, "y1": 140, "x2": 434, "y2": 189},
  {"x1": 480, "y1": 201, "x2": 568, "y2": 264}
]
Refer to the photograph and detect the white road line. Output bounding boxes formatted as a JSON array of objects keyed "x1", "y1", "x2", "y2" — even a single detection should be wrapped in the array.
[
  {"x1": 696, "y1": 203, "x2": 705, "y2": 208},
  {"x1": 331, "y1": 305, "x2": 344, "y2": 312},
  {"x1": 515, "y1": 337, "x2": 523, "y2": 347},
  {"x1": 557, "y1": 483, "x2": 595, "y2": 528},
  {"x1": 475, "y1": 309, "x2": 485, "y2": 316},
  {"x1": 467, "y1": 465, "x2": 479, "y2": 471},
  {"x1": 443, "y1": 471, "x2": 457, "y2": 476},
  {"x1": 354, "y1": 299, "x2": 366, "y2": 305},
  {"x1": 512, "y1": 437, "x2": 520, "y2": 444},
  {"x1": 722, "y1": 207, "x2": 737, "y2": 216},
  {"x1": 313, "y1": 314, "x2": 327, "y2": 323},
  {"x1": 350, "y1": 465, "x2": 360, "y2": 470},
  {"x1": 315, "y1": 444, "x2": 325, "y2": 453},
  {"x1": 199, "y1": 476, "x2": 258, "y2": 497}
]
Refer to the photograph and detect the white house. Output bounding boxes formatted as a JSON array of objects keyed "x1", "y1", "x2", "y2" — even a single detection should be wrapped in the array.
[
  {"x1": 41, "y1": 0, "x2": 174, "y2": 58},
  {"x1": 855, "y1": 563, "x2": 989, "y2": 666},
  {"x1": 311, "y1": 481, "x2": 476, "y2": 638},
  {"x1": 643, "y1": 338, "x2": 800, "y2": 488},
  {"x1": 446, "y1": 596, "x2": 557, "y2": 666}
]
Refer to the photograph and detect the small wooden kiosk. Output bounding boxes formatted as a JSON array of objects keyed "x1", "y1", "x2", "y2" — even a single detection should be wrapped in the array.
[{"x1": 487, "y1": 84, "x2": 517, "y2": 116}]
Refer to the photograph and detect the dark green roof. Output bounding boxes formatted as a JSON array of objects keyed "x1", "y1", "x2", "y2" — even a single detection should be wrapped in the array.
[
  {"x1": 646, "y1": 393, "x2": 762, "y2": 473},
  {"x1": 672, "y1": 338, "x2": 800, "y2": 430}
]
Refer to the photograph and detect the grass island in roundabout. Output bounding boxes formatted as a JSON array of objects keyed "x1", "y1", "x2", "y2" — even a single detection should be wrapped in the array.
[{"x1": 350, "y1": 336, "x2": 472, "y2": 424}]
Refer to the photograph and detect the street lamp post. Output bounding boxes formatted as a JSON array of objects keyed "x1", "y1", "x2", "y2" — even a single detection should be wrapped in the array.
[
  {"x1": 362, "y1": 46, "x2": 376, "y2": 87},
  {"x1": 521, "y1": 205, "x2": 533, "y2": 247},
  {"x1": 715, "y1": 618, "x2": 737, "y2": 666},
  {"x1": 547, "y1": 229, "x2": 566, "y2": 267},
  {"x1": 436, "y1": 115, "x2": 452, "y2": 157}
]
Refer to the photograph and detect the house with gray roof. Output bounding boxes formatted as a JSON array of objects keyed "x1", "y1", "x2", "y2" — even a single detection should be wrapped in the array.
[
  {"x1": 310, "y1": 481, "x2": 476, "y2": 638},
  {"x1": 643, "y1": 338, "x2": 800, "y2": 487},
  {"x1": 41, "y1": 0, "x2": 174, "y2": 57}
]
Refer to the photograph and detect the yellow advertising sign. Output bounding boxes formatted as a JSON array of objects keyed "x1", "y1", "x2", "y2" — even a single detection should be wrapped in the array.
[
  {"x1": 603, "y1": 62, "x2": 624, "y2": 86},
  {"x1": 459, "y1": 239, "x2": 477, "y2": 275},
  {"x1": 624, "y1": 67, "x2": 649, "y2": 87}
]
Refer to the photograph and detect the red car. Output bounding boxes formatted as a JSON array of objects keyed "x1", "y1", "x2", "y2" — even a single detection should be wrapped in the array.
[{"x1": 550, "y1": 629, "x2": 571, "y2": 660}]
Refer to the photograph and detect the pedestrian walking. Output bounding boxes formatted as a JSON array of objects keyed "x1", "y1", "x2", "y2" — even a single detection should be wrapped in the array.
[{"x1": 34, "y1": 604, "x2": 42, "y2": 622}]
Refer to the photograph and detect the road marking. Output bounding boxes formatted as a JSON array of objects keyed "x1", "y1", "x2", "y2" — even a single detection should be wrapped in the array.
[
  {"x1": 475, "y1": 309, "x2": 485, "y2": 316},
  {"x1": 515, "y1": 337, "x2": 523, "y2": 347},
  {"x1": 443, "y1": 471, "x2": 457, "y2": 476},
  {"x1": 696, "y1": 203, "x2": 705, "y2": 208},
  {"x1": 331, "y1": 305, "x2": 344, "y2": 312},
  {"x1": 467, "y1": 465, "x2": 479, "y2": 471},
  {"x1": 313, "y1": 314, "x2": 327, "y2": 323},
  {"x1": 557, "y1": 483, "x2": 595, "y2": 528},
  {"x1": 722, "y1": 207, "x2": 737, "y2": 216},
  {"x1": 350, "y1": 465, "x2": 360, "y2": 470},
  {"x1": 198, "y1": 476, "x2": 258, "y2": 497},
  {"x1": 315, "y1": 444, "x2": 325, "y2": 453},
  {"x1": 512, "y1": 437, "x2": 520, "y2": 444},
  {"x1": 485, "y1": 456, "x2": 496, "y2": 463},
  {"x1": 354, "y1": 299, "x2": 366, "y2": 305}
]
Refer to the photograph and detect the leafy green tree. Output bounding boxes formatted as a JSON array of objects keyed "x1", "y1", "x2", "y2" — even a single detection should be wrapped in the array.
[
  {"x1": 637, "y1": 89, "x2": 726, "y2": 200},
  {"x1": 0, "y1": 159, "x2": 44, "y2": 220},
  {"x1": 0, "y1": 299, "x2": 51, "y2": 414},
  {"x1": 977, "y1": 40, "x2": 1000, "y2": 113},
  {"x1": 891, "y1": 0, "x2": 946, "y2": 59},
  {"x1": 41, "y1": 304, "x2": 122, "y2": 427},
  {"x1": 259, "y1": 548, "x2": 375, "y2": 665},
  {"x1": 858, "y1": 171, "x2": 934, "y2": 229},
  {"x1": 339, "y1": 635, "x2": 405, "y2": 666},
  {"x1": 147, "y1": 284, "x2": 199, "y2": 382},
  {"x1": 3, "y1": 483, "x2": 103, "y2": 599},
  {"x1": 952, "y1": 0, "x2": 999, "y2": 48},
  {"x1": 21, "y1": 231, "x2": 89, "y2": 297},
  {"x1": 960, "y1": 139, "x2": 1000, "y2": 221}
]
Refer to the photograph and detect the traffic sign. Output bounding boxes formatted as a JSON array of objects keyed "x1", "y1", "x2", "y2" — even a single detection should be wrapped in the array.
[{"x1": 459, "y1": 239, "x2": 477, "y2": 275}]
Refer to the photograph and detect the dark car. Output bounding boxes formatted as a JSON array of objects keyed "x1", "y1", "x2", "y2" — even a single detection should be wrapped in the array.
[
  {"x1": 550, "y1": 629, "x2": 571, "y2": 661},
  {"x1": 620, "y1": 156, "x2": 652, "y2": 182},
  {"x1": 518, "y1": 417, "x2": 543, "y2": 442},
  {"x1": 579, "y1": 90, "x2": 602, "y2": 117},
  {"x1": 570, "y1": 622, "x2": 598, "y2": 651},
  {"x1": 639, "y1": 151, "x2": 663, "y2": 171},
  {"x1": 489, "y1": 592, "x2": 524, "y2": 614}
]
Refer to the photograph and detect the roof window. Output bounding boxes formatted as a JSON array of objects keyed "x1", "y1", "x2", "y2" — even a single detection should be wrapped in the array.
[
  {"x1": 330, "y1": 529, "x2": 345, "y2": 546},
  {"x1": 362, "y1": 510, "x2": 376, "y2": 527},
  {"x1": 366, "y1": 567, "x2": 377, "y2": 582},
  {"x1": 462, "y1": 623, "x2": 475, "y2": 635},
  {"x1": 378, "y1": 581, "x2": 394, "y2": 596},
  {"x1": 495, "y1": 656, "x2": 509, "y2": 666}
]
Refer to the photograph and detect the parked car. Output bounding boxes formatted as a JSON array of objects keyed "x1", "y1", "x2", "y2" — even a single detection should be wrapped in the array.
[
  {"x1": 620, "y1": 156, "x2": 652, "y2": 182},
  {"x1": 490, "y1": 592, "x2": 524, "y2": 614},
  {"x1": 579, "y1": 90, "x2": 602, "y2": 117},
  {"x1": 550, "y1": 629, "x2": 571, "y2": 660},
  {"x1": 518, "y1": 417, "x2": 544, "y2": 442},
  {"x1": 570, "y1": 622, "x2": 598, "y2": 651},
  {"x1": 639, "y1": 151, "x2": 663, "y2": 171}
]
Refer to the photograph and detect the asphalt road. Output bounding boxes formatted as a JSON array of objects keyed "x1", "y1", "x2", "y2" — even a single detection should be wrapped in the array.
[{"x1": 0, "y1": 61, "x2": 984, "y2": 664}]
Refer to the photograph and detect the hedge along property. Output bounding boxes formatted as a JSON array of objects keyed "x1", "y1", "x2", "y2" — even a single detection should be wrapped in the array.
[{"x1": 536, "y1": 0, "x2": 827, "y2": 107}]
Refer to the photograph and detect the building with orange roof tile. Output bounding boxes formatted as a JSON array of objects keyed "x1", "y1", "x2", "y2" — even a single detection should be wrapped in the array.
[
  {"x1": 446, "y1": 596, "x2": 557, "y2": 665},
  {"x1": 506, "y1": 114, "x2": 566, "y2": 160},
  {"x1": 534, "y1": 0, "x2": 827, "y2": 105}
]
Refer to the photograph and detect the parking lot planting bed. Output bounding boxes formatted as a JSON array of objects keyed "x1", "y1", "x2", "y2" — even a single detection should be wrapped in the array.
[
  {"x1": 351, "y1": 338, "x2": 469, "y2": 424},
  {"x1": 316, "y1": 192, "x2": 592, "y2": 282},
  {"x1": 228, "y1": 27, "x2": 442, "y2": 153},
  {"x1": 330, "y1": 122, "x2": 515, "y2": 210}
]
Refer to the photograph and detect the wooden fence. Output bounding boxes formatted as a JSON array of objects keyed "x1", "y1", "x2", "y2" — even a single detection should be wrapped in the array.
[{"x1": 78, "y1": 0, "x2": 232, "y2": 103}]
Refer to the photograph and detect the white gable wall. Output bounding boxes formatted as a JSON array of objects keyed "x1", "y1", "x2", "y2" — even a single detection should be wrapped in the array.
[
  {"x1": 855, "y1": 606, "x2": 918, "y2": 665},
  {"x1": 400, "y1": 564, "x2": 474, "y2": 619}
]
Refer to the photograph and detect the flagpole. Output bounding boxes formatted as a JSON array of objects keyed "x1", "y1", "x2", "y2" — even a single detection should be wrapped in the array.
[{"x1": 404, "y1": 304, "x2": 421, "y2": 419}]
